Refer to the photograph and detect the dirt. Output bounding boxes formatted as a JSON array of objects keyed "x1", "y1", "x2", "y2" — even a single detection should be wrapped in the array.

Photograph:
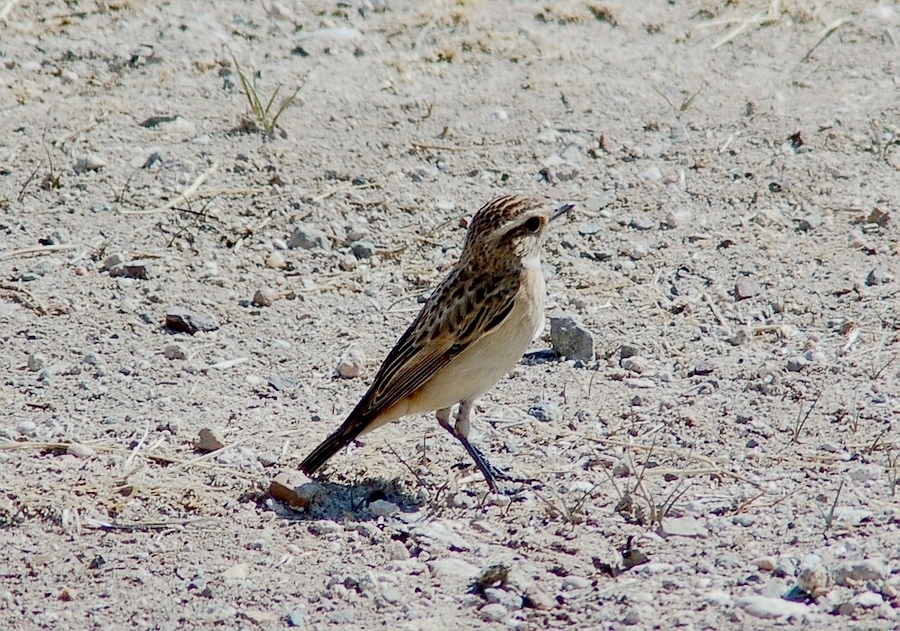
[{"x1": 1, "y1": 0, "x2": 899, "y2": 629}]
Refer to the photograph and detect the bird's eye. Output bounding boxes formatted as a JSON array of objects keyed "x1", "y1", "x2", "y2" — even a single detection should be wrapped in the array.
[{"x1": 523, "y1": 216, "x2": 542, "y2": 233}]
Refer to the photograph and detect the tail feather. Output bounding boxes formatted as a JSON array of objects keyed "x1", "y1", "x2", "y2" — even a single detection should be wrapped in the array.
[{"x1": 299, "y1": 420, "x2": 367, "y2": 475}]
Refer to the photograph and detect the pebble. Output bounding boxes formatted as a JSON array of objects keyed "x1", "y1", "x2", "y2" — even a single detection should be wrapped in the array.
[
  {"x1": 732, "y1": 514, "x2": 756, "y2": 527},
  {"x1": 413, "y1": 521, "x2": 471, "y2": 551},
  {"x1": 735, "y1": 277, "x2": 762, "y2": 300},
  {"x1": 268, "y1": 375, "x2": 298, "y2": 392},
  {"x1": 527, "y1": 401, "x2": 562, "y2": 423},
  {"x1": 619, "y1": 342, "x2": 641, "y2": 359},
  {"x1": 627, "y1": 241, "x2": 650, "y2": 259},
  {"x1": 660, "y1": 516, "x2": 708, "y2": 538},
  {"x1": 380, "y1": 585, "x2": 402, "y2": 605},
  {"x1": 577, "y1": 221, "x2": 603, "y2": 236},
  {"x1": 221, "y1": 563, "x2": 248, "y2": 580},
  {"x1": 286, "y1": 610, "x2": 307, "y2": 627},
  {"x1": 428, "y1": 557, "x2": 479, "y2": 581},
  {"x1": 664, "y1": 209, "x2": 693, "y2": 227},
  {"x1": 252, "y1": 288, "x2": 276, "y2": 307},
  {"x1": 630, "y1": 216, "x2": 656, "y2": 230},
  {"x1": 786, "y1": 356, "x2": 809, "y2": 372},
  {"x1": 689, "y1": 360, "x2": 717, "y2": 376},
  {"x1": 848, "y1": 464, "x2": 881, "y2": 482},
  {"x1": 66, "y1": 443, "x2": 95, "y2": 459},
  {"x1": 163, "y1": 343, "x2": 187, "y2": 360},
  {"x1": 479, "y1": 603, "x2": 507, "y2": 622},
  {"x1": 833, "y1": 558, "x2": 887, "y2": 585},
  {"x1": 866, "y1": 267, "x2": 891, "y2": 286},
  {"x1": 549, "y1": 313, "x2": 595, "y2": 362},
  {"x1": 74, "y1": 153, "x2": 106, "y2": 173},
  {"x1": 736, "y1": 595, "x2": 809, "y2": 620},
  {"x1": 386, "y1": 541, "x2": 410, "y2": 561},
  {"x1": 108, "y1": 260, "x2": 155, "y2": 280},
  {"x1": 268, "y1": 469, "x2": 320, "y2": 510},
  {"x1": 484, "y1": 588, "x2": 523, "y2": 610},
  {"x1": 854, "y1": 591, "x2": 884, "y2": 608},
  {"x1": 797, "y1": 215, "x2": 822, "y2": 231},
  {"x1": 368, "y1": 499, "x2": 399, "y2": 517},
  {"x1": 47, "y1": 228, "x2": 71, "y2": 245},
  {"x1": 27, "y1": 353, "x2": 46, "y2": 372},
  {"x1": 639, "y1": 167, "x2": 662, "y2": 182},
  {"x1": 621, "y1": 356, "x2": 647, "y2": 374},
  {"x1": 17, "y1": 420, "x2": 37, "y2": 437},
  {"x1": 753, "y1": 556, "x2": 777, "y2": 572},
  {"x1": 350, "y1": 240, "x2": 377, "y2": 259},
  {"x1": 195, "y1": 428, "x2": 226, "y2": 452},
  {"x1": 265, "y1": 251, "x2": 286, "y2": 269},
  {"x1": 165, "y1": 307, "x2": 219, "y2": 334},
  {"x1": 561, "y1": 575, "x2": 591, "y2": 590},
  {"x1": 289, "y1": 224, "x2": 331, "y2": 250},
  {"x1": 336, "y1": 349, "x2": 365, "y2": 378}
]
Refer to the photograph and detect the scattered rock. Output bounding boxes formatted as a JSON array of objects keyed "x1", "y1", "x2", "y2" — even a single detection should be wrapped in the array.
[
  {"x1": 735, "y1": 277, "x2": 762, "y2": 300},
  {"x1": 413, "y1": 520, "x2": 471, "y2": 551},
  {"x1": 736, "y1": 595, "x2": 809, "y2": 620},
  {"x1": 865, "y1": 267, "x2": 891, "y2": 286},
  {"x1": 265, "y1": 251, "x2": 286, "y2": 269},
  {"x1": 660, "y1": 516, "x2": 708, "y2": 538},
  {"x1": 289, "y1": 224, "x2": 331, "y2": 250},
  {"x1": 336, "y1": 349, "x2": 365, "y2": 378},
  {"x1": 854, "y1": 591, "x2": 884, "y2": 608},
  {"x1": 195, "y1": 428, "x2": 226, "y2": 452},
  {"x1": 108, "y1": 260, "x2": 155, "y2": 280},
  {"x1": 221, "y1": 563, "x2": 248, "y2": 581},
  {"x1": 550, "y1": 313, "x2": 595, "y2": 362},
  {"x1": 577, "y1": 221, "x2": 603, "y2": 236},
  {"x1": 833, "y1": 559, "x2": 888, "y2": 585},
  {"x1": 630, "y1": 216, "x2": 656, "y2": 230},
  {"x1": 286, "y1": 610, "x2": 307, "y2": 627},
  {"x1": 269, "y1": 469, "x2": 320, "y2": 510},
  {"x1": 100, "y1": 254, "x2": 123, "y2": 271},
  {"x1": 268, "y1": 375, "x2": 298, "y2": 392},
  {"x1": 368, "y1": 499, "x2": 399, "y2": 517},
  {"x1": 74, "y1": 153, "x2": 106, "y2": 173},
  {"x1": 27, "y1": 353, "x2": 46, "y2": 372},
  {"x1": 483, "y1": 588, "x2": 523, "y2": 610},
  {"x1": 350, "y1": 240, "x2": 377, "y2": 259},
  {"x1": 688, "y1": 360, "x2": 716, "y2": 376},
  {"x1": 797, "y1": 215, "x2": 822, "y2": 231},
  {"x1": 428, "y1": 557, "x2": 479, "y2": 581},
  {"x1": 786, "y1": 355, "x2": 808, "y2": 372},
  {"x1": 163, "y1": 343, "x2": 187, "y2": 360},
  {"x1": 252, "y1": 288, "x2": 277, "y2": 307},
  {"x1": 754, "y1": 556, "x2": 777, "y2": 572},
  {"x1": 619, "y1": 343, "x2": 641, "y2": 359},
  {"x1": 66, "y1": 443, "x2": 95, "y2": 459},
  {"x1": 621, "y1": 356, "x2": 648, "y2": 373},
  {"x1": 865, "y1": 207, "x2": 891, "y2": 227},
  {"x1": 561, "y1": 575, "x2": 591, "y2": 590},
  {"x1": 664, "y1": 208, "x2": 692, "y2": 227},
  {"x1": 165, "y1": 307, "x2": 219, "y2": 334},
  {"x1": 527, "y1": 401, "x2": 562, "y2": 423},
  {"x1": 479, "y1": 603, "x2": 507, "y2": 622}
]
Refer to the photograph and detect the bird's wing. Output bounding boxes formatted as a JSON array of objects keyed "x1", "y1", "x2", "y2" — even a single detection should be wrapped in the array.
[{"x1": 352, "y1": 267, "x2": 519, "y2": 424}]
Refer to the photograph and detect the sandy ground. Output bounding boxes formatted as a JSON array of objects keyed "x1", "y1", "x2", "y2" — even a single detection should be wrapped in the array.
[{"x1": 1, "y1": 0, "x2": 899, "y2": 629}]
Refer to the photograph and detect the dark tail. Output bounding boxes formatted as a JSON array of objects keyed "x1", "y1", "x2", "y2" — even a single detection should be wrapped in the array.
[{"x1": 299, "y1": 419, "x2": 367, "y2": 475}]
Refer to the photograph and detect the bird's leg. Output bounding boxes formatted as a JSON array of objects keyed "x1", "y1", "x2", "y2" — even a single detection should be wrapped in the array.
[{"x1": 435, "y1": 402, "x2": 499, "y2": 493}]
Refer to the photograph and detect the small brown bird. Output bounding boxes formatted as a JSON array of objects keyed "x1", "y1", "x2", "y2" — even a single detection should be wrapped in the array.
[{"x1": 299, "y1": 195, "x2": 573, "y2": 492}]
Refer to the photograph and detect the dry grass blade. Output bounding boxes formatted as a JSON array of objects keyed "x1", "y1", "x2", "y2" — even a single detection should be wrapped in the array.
[
  {"x1": 230, "y1": 53, "x2": 303, "y2": 136},
  {"x1": 0, "y1": 244, "x2": 75, "y2": 259},
  {"x1": 120, "y1": 161, "x2": 220, "y2": 216}
]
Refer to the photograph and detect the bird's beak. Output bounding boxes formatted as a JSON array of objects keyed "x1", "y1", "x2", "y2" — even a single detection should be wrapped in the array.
[{"x1": 550, "y1": 203, "x2": 575, "y2": 222}]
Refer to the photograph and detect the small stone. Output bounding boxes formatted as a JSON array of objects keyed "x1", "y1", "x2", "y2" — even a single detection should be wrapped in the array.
[
  {"x1": 165, "y1": 307, "x2": 219, "y2": 334},
  {"x1": 368, "y1": 499, "x2": 399, "y2": 517},
  {"x1": 732, "y1": 514, "x2": 756, "y2": 527},
  {"x1": 528, "y1": 401, "x2": 562, "y2": 423},
  {"x1": 550, "y1": 313, "x2": 595, "y2": 362},
  {"x1": 786, "y1": 356, "x2": 809, "y2": 372},
  {"x1": 74, "y1": 153, "x2": 106, "y2": 173},
  {"x1": 735, "y1": 277, "x2": 762, "y2": 300},
  {"x1": 865, "y1": 267, "x2": 891, "y2": 286},
  {"x1": 336, "y1": 349, "x2": 365, "y2": 378},
  {"x1": 619, "y1": 343, "x2": 641, "y2": 359},
  {"x1": 483, "y1": 588, "x2": 523, "y2": 610},
  {"x1": 848, "y1": 464, "x2": 881, "y2": 482},
  {"x1": 108, "y1": 260, "x2": 155, "y2": 280},
  {"x1": 428, "y1": 557, "x2": 479, "y2": 581},
  {"x1": 754, "y1": 556, "x2": 777, "y2": 572},
  {"x1": 195, "y1": 428, "x2": 226, "y2": 452},
  {"x1": 577, "y1": 221, "x2": 603, "y2": 236},
  {"x1": 737, "y1": 595, "x2": 810, "y2": 620},
  {"x1": 380, "y1": 585, "x2": 402, "y2": 605},
  {"x1": 269, "y1": 469, "x2": 319, "y2": 510},
  {"x1": 622, "y1": 609, "x2": 642, "y2": 625},
  {"x1": 627, "y1": 241, "x2": 650, "y2": 259},
  {"x1": 66, "y1": 443, "x2": 95, "y2": 459},
  {"x1": 17, "y1": 421, "x2": 37, "y2": 437},
  {"x1": 252, "y1": 288, "x2": 276, "y2": 307},
  {"x1": 561, "y1": 575, "x2": 591, "y2": 590},
  {"x1": 660, "y1": 515, "x2": 708, "y2": 538},
  {"x1": 47, "y1": 228, "x2": 71, "y2": 245},
  {"x1": 621, "y1": 356, "x2": 647, "y2": 374},
  {"x1": 630, "y1": 216, "x2": 656, "y2": 230},
  {"x1": 100, "y1": 254, "x2": 123, "y2": 271},
  {"x1": 265, "y1": 251, "x2": 286, "y2": 269},
  {"x1": 387, "y1": 541, "x2": 410, "y2": 561},
  {"x1": 664, "y1": 209, "x2": 692, "y2": 228},
  {"x1": 797, "y1": 215, "x2": 822, "y2": 231},
  {"x1": 350, "y1": 240, "x2": 377, "y2": 259},
  {"x1": 833, "y1": 559, "x2": 888, "y2": 585},
  {"x1": 854, "y1": 591, "x2": 884, "y2": 608},
  {"x1": 478, "y1": 603, "x2": 507, "y2": 622},
  {"x1": 866, "y1": 207, "x2": 891, "y2": 227},
  {"x1": 268, "y1": 375, "x2": 298, "y2": 392},
  {"x1": 221, "y1": 563, "x2": 248, "y2": 580},
  {"x1": 163, "y1": 343, "x2": 187, "y2": 360},
  {"x1": 27, "y1": 354, "x2": 46, "y2": 372},
  {"x1": 688, "y1": 360, "x2": 716, "y2": 376},
  {"x1": 289, "y1": 224, "x2": 331, "y2": 250},
  {"x1": 287, "y1": 610, "x2": 307, "y2": 627}
]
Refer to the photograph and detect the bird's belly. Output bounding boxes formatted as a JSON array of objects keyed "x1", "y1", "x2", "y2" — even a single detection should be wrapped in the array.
[{"x1": 403, "y1": 271, "x2": 545, "y2": 415}]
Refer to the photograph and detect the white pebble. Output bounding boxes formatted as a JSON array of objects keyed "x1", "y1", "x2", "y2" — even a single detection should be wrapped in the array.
[{"x1": 337, "y1": 349, "x2": 365, "y2": 378}]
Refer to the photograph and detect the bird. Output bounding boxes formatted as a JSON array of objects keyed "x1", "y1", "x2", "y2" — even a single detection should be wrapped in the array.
[{"x1": 299, "y1": 195, "x2": 574, "y2": 492}]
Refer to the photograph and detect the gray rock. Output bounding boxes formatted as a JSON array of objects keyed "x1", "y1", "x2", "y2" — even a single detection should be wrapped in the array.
[
  {"x1": 797, "y1": 215, "x2": 822, "y2": 231},
  {"x1": 163, "y1": 343, "x2": 187, "y2": 360},
  {"x1": 289, "y1": 224, "x2": 331, "y2": 250},
  {"x1": 550, "y1": 313, "x2": 595, "y2": 362},
  {"x1": 483, "y1": 588, "x2": 523, "y2": 610},
  {"x1": 736, "y1": 595, "x2": 809, "y2": 620},
  {"x1": 561, "y1": 575, "x2": 591, "y2": 590},
  {"x1": 165, "y1": 307, "x2": 219, "y2": 334},
  {"x1": 786, "y1": 356, "x2": 809, "y2": 372},
  {"x1": 108, "y1": 260, "x2": 155, "y2": 280},
  {"x1": 478, "y1": 603, "x2": 507, "y2": 622},
  {"x1": 27, "y1": 353, "x2": 46, "y2": 372},
  {"x1": 528, "y1": 401, "x2": 561, "y2": 423},
  {"x1": 630, "y1": 216, "x2": 656, "y2": 230},
  {"x1": 268, "y1": 375, "x2": 298, "y2": 392},
  {"x1": 577, "y1": 221, "x2": 603, "y2": 236},
  {"x1": 413, "y1": 520, "x2": 471, "y2": 551},
  {"x1": 17, "y1": 420, "x2": 37, "y2": 437},
  {"x1": 286, "y1": 610, "x2": 307, "y2": 627},
  {"x1": 619, "y1": 342, "x2": 641, "y2": 359},
  {"x1": 350, "y1": 240, "x2": 377, "y2": 259},
  {"x1": 252, "y1": 288, "x2": 276, "y2": 307},
  {"x1": 660, "y1": 516, "x2": 708, "y2": 538},
  {"x1": 195, "y1": 428, "x2": 226, "y2": 452},
  {"x1": 735, "y1": 277, "x2": 762, "y2": 300},
  {"x1": 833, "y1": 559, "x2": 888, "y2": 585},
  {"x1": 428, "y1": 557, "x2": 479, "y2": 581},
  {"x1": 866, "y1": 267, "x2": 891, "y2": 286}
]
